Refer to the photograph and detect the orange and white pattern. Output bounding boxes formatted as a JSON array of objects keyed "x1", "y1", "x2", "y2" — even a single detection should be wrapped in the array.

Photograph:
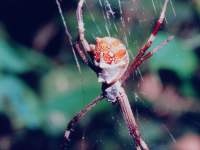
[
  {"x1": 90, "y1": 37, "x2": 129, "y2": 86},
  {"x1": 94, "y1": 37, "x2": 127, "y2": 65}
]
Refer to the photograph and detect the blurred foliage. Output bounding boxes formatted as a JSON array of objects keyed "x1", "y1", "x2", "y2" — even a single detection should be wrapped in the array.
[
  {"x1": 149, "y1": 33, "x2": 198, "y2": 78},
  {"x1": 0, "y1": 28, "x2": 50, "y2": 73},
  {"x1": 0, "y1": 0, "x2": 200, "y2": 150}
]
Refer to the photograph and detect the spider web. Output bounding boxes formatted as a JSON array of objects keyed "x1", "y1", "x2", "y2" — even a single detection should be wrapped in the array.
[
  {"x1": 56, "y1": 0, "x2": 82, "y2": 73},
  {"x1": 56, "y1": 0, "x2": 177, "y2": 149}
]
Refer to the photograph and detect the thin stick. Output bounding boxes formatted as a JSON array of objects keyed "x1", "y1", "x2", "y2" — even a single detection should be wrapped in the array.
[{"x1": 64, "y1": 95, "x2": 104, "y2": 140}]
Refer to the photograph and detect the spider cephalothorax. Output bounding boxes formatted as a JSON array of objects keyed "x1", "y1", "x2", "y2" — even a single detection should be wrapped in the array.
[{"x1": 90, "y1": 37, "x2": 129, "y2": 85}]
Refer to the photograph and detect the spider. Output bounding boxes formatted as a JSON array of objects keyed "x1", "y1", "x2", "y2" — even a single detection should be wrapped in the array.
[{"x1": 56, "y1": 0, "x2": 173, "y2": 149}]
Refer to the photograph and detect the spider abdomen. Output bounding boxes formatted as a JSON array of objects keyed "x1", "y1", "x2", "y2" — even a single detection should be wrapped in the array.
[
  {"x1": 92, "y1": 37, "x2": 129, "y2": 84},
  {"x1": 94, "y1": 37, "x2": 127, "y2": 64}
]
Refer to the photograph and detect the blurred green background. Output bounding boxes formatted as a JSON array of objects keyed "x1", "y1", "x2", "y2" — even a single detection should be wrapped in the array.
[{"x1": 0, "y1": 0, "x2": 200, "y2": 149}]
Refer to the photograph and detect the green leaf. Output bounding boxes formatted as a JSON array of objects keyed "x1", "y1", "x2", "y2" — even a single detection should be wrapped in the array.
[
  {"x1": 139, "y1": 119, "x2": 164, "y2": 143},
  {"x1": 41, "y1": 66, "x2": 109, "y2": 134},
  {"x1": 0, "y1": 40, "x2": 30, "y2": 73},
  {"x1": 41, "y1": 66, "x2": 108, "y2": 116},
  {"x1": 0, "y1": 28, "x2": 51, "y2": 73},
  {"x1": 149, "y1": 33, "x2": 198, "y2": 78},
  {"x1": 0, "y1": 76, "x2": 42, "y2": 128}
]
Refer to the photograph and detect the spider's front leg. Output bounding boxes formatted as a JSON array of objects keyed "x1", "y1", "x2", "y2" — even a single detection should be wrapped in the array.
[
  {"x1": 121, "y1": 0, "x2": 171, "y2": 83},
  {"x1": 64, "y1": 95, "x2": 104, "y2": 140}
]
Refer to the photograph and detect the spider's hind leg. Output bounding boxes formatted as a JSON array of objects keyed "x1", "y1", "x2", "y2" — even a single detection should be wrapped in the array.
[
  {"x1": 64, "y1": 95, "x2": 104, "y2": 141},
  {"x1": 74, "y1": 41, "x2": 99, "y2": 72}
]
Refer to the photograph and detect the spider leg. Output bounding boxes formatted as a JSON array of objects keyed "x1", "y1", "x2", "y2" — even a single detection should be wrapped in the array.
[
  {"x1": 137, "y1": 0, "x2": 169, "y2": 59},
  {"x1": 132, "y1": 35, "x2": 174, "y2": 70},
  {"x1": 142, "y1": 35, "x2": 174, "y2": 60},
  {"x1": 77, "y1": 0, "x2": 91, "y2": 53},
  {"x1": 121, "y1": 0, "x2": 170, "y2": 82},
  {"x1": 117, "y1": 85, "x2": 149, "y2": 150},
  {"x1": 76, "y1": 0, "x2": 101, "y2": 73},
  {"x1": 75, "y1": 42, "x2": 98, "y2": 72},
  {"x1": 64, "y1": 95, "x2": 104, "y2": 140},
  {"x1": 75, "y1": 42, "x2": 89, "y2": 65}
]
